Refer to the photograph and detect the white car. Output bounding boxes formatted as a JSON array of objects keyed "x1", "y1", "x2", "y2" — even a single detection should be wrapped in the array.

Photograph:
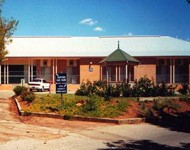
[{"x1": 29, "y1": 78, "x2": 50, "y2": 92}]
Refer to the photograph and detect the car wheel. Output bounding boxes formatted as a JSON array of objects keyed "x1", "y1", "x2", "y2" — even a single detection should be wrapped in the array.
[{"x1": 41, "y1": 86, "x2": 44, "y2": 92}]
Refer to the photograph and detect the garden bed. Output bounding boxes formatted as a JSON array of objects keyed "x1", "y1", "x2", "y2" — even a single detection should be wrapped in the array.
[
  {"x1": 15, "y1": 95, "x2": 145, "y2": 124},
  {"x1": 16, "y1": 94, "x2": 139, "y2": 118},
  {"x1": 16, "y1": 94, "x2": 190, "y2": 122}
]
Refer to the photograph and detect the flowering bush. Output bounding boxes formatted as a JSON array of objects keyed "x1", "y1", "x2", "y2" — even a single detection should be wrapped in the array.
[{"x1": 75, "y1": 77, "x2": 175, "y2": 98}]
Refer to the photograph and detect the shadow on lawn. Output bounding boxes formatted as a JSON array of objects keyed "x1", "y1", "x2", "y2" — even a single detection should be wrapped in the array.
[
  {"x1": 99, "y1": 140, "x2": 190, "y2": 150},
  {"x1": 145, "y1": 111, "x2": 190, "y2": 133}
]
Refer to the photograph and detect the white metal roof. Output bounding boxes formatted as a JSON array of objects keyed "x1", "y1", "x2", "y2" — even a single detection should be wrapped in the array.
[{"x1": 6, "y1": 36, "x2": 190, "y2": 57}]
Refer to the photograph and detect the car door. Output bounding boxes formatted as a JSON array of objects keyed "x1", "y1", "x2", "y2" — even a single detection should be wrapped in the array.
[{"x1": 43, "y1": 79, "x2": 49, "y2": 89}]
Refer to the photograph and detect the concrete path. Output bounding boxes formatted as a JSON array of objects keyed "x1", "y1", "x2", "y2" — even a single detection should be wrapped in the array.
[
  {"x1": 0, "y1": 91, "x2": 190, "y2": 149},
  {"x1": 0, "y1": 90, "x2": 14, "y2": 99}
]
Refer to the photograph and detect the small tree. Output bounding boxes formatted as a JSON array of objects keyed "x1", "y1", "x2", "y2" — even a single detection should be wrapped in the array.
[{"x1": 0, "y1": 0, "x2": 18, "y2": 63}]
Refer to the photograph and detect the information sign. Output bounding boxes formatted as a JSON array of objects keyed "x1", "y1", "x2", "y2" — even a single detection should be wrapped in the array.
[{"x1": 56, "y1": 73, "x2": 67, "y2": 94}]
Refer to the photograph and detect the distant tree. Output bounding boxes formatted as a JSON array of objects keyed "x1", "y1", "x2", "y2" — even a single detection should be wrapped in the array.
[
  {"x1": 187, "y1": 0, "x2": 190, "y2": 4},
  {"x1": 0, "y1": 0, "x2": 18, "y2": 63}
]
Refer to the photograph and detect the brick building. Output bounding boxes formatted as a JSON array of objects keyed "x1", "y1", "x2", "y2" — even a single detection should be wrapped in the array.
[{"x1": 1, "y1": 36, "x2": 190, "y2": 91}]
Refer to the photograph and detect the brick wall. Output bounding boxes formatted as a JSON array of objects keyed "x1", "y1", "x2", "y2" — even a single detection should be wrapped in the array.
[
  {"x1": 80, "y1": 65, "x2": 100, "y2": 83},
  {"x1": 134, "y1": 64, "x2": 156, "y2": 82},
  {"x1": 134, "y1": 57, "x2": 157, "y2": 82},
  {"x1": 79, "y1": 57, "x2": 103, "y2": 83}
]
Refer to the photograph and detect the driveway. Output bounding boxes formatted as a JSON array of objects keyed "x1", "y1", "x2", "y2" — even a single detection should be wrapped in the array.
[{"x1": 0, "y1": 91, "x2": 190, "y2": 149}]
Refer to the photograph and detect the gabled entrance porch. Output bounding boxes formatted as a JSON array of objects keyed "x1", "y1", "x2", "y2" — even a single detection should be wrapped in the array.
[{"x1": 99, "y1": 42, "x2": 140, "y2": 83}]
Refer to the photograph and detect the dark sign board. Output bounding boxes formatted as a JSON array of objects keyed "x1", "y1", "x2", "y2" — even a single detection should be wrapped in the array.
[{"x1": 56, "y1": 73, "x2": 67, "y2": 94}]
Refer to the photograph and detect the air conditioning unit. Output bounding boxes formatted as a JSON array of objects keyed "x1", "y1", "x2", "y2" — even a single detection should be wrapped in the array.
[{"x1": 67, "y1": 60, "x2": 77, "y2": 66}]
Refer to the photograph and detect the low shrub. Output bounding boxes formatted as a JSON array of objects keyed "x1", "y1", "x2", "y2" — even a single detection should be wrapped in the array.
[
  {"x1": 158, "y1": 83, "x2": 174, "y2": 96},
  {"x1": 94, "y1": 80, "x2": 107, "y2": 97},
  {"x1": 131, "y1": 76, "x2": 152, "y2": 97},
  {"x1": 139, "y1": 98, "x2": 181, "y2": 119},
  {"x1": 75, "y1": 80, "x2": 97, "y2": 96},
  {"x1": 131, "y1": 80, "x2": 174, "y2": 97},
  {"x1": 103, "y1": 84, "x2": 121, "y2": 100},
  {"x1": 21, "y1": 91, "x2": 35, "y2": 103},
  {"x1": 111, "y1": 84, "x2": 121, "y2": 97},
  {"x1": 13, "y1": 86, "x2": 28, "y2": 96},
  {"x1": 76, "y1": 77, "x2": 175, "y2": 98},
  {"x1": 122, "y1": 83, "x2": 131, "y2": 97},
  {"x1": 75, "y1": 82, "x2": 88, "y2": 96},
  {"x1": 180, "y1": 96, "x2": 190, "y2": 103},
  {"x1": 139, "y1": 102, "x2": 153, "y2": 118},
  {"x1": 151, "y1": 84, "x2": 161, "y2": 97},
  {"x1": 152, "y1": 98, "x2": 180, "y2": 114},
  {"x1": 75, "y1": 80, "x2": 108, "y2": 97},
  {"x1": 103, "y1": 84, "x2": 112, "y2": 101},
  {"x1": 80, "y1": 95, "x2": 103, "y2": 117},
  {"x1": 80, "y1": 95, "x2": 128, "y2": 118},
  {"x1": 94, "y1": 80, "x2": 107, "y2": 89},
  {"x1": 143, "y1": 108, "x2": 155, "y2": 118},
  {"x1": 76, "y1": 82, "x2": 122, "y2": 100},
  {"x1": 178, "y1": 84, "x2": 189, "y2": 95},
  {"x1": 82, "y1": 95, "x2": 102, "y2": 112}
]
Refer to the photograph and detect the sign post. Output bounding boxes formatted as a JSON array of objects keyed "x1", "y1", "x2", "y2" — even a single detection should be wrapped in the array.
[{"x1": 56, "y1": 73, "x2": 67, "y2": 108}]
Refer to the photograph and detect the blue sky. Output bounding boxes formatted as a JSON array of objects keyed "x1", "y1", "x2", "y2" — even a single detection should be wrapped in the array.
[{"x1": 2, "y1": 0, "x2": 190, "y2": 40}]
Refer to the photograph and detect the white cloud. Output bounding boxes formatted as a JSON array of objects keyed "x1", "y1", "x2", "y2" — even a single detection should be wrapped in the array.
[
  {"x1": 94, "y1": 27, "x2": 104, "y2": 31},
  {"x1": 79, "y1": 18, "x2": 97, "y2": 26},
  {"x1": 79, "y1": 18, "x2": 105, "y2": 32},
  {"x1": 128, "y1": 32, "x2": 133, "y2": 36}
]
